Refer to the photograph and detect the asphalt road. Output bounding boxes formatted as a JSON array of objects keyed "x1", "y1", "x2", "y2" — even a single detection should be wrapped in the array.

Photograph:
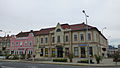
[{"x1": 0, "y1": 61, "x2": 119, "y2": 68}]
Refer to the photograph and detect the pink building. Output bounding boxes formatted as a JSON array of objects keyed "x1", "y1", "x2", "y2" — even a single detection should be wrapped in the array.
[{"x1": 10, "y1": 32, "x2": 34, "y2": 56}]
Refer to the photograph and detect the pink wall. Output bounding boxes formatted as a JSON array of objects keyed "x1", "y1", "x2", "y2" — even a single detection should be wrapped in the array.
[{"x1": 10, "y1": 33, "x2": 34, "y2": 55}]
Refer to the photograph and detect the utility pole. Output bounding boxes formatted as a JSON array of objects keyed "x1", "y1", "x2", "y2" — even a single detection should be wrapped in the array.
[{"x1": 82, "y1": 10, "x2": 90, "y2": 64}]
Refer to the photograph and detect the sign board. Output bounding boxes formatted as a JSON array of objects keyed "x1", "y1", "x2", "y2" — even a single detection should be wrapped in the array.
[{"x1": 78, "y1": 44, "x2": 88, "y2": 47}]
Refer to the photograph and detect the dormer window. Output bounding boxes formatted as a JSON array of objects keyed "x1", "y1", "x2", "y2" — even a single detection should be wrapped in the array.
[{"x1": 56, "y1": 29, "x2": 61, "y2": 32}]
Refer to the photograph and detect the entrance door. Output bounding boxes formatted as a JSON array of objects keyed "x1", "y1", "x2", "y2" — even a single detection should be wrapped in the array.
[
  {"x1": 40, "y1": 49, "x2": 43, "y2": 56},
  {"x1": 57, "y1": 47, "x2": 63, "y2": 57}
]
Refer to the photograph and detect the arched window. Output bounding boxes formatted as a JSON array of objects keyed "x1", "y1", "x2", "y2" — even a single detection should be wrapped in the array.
[{"x1": 56, "y1": 29, "x2": 61, "y2": 32}]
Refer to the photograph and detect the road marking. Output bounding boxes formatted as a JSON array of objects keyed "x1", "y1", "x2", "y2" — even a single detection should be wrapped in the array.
[
  {"x1": 56, "y1": 67, "x2": 64, "y2": 68},
  {"x1": 27, "y1": 66, "x2": 38, "y2": 68},
  {"x1": 1, "y1": 66, "x2": 15, "y2": 68}
]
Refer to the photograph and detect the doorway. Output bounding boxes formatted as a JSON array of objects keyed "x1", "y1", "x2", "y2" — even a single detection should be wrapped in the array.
[{"x1": 57, "y1": 47, "x2": 63, "y2": 57}]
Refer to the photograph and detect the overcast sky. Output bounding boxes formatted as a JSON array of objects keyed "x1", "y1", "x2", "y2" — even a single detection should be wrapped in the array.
[{"x1": 0, "y1": 0, "x2": 120, "y2": 47}]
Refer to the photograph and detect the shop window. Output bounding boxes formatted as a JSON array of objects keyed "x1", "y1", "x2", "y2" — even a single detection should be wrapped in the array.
[
  {"x1": 89, "y1": 47, "x2": 93, "y2": 57},
  {"x1": 81, "y1": 47, "x2": 86, "y2": 58},
  {"x1": 45, "y1": 48, "x2": 48, "y2": 57},
  {"x1": 74, "y1": 47, "x2": 79, "y2": 57},
  {"x1": 65, "y1": 48, "x2": 69, "y2": 56},
  {"x1": 52, "y1": 48, "x2": 55, "y2": 57}
]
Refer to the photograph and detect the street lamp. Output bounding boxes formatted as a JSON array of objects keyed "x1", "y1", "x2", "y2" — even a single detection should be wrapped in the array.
[
  {"x1": 82, "y1": 10, "x2": 90, "y2": 64},
  {"x1": 102, "y1": 27, "x2": 107, "y2": 34}
]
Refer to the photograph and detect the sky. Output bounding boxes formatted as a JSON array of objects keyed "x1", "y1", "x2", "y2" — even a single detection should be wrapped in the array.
[{"x1": 0, "y1": 0, "x2": 120, "y2": 47}]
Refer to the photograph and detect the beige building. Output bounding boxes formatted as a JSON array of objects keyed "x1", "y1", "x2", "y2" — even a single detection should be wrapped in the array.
[{"x1": 34, "y1": 23, "x2": 108, "y2": 58}]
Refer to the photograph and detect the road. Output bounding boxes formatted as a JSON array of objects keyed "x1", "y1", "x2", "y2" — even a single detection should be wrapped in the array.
[{"x1": 0, "y1": 61, "x2": 119, "y2": 68}]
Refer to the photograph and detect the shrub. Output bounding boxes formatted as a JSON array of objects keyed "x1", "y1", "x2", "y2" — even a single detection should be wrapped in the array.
[
  {"x1": 27, "y1": 54, "x2": 31, "y2": 59},
  {"x1": 20, "y1": 54, "x2": 26, "y2": 59},
  {"x1": 53, "y1": 58, "x2": 68, "y2": 62},
  {"x1": 5, "y1": 54, "x2": 11, "y2": 59},
  {"x1": 12, "y1": 55, "x2": 19, "y2": 60},
  {"x1": 77, "y1": 59, "x2": 94, "y2": 64},
  {"x1": 94, "y1": 54, "x2": 103, "y2": 64}
]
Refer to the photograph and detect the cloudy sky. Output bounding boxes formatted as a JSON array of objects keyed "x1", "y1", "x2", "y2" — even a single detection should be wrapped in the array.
[{"x1": 0, "y1": 0, "x2": 120, "y2": 47}]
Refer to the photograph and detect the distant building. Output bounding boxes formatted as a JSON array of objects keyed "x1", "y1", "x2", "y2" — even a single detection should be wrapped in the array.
[
  {"x1": 10, "y1": 30, "x2": 36, "y2": 56},
  {"x1": 108, "y1": 45, "x2": 118, "y2": 58},
  {"x1": 0, "y1": 35, "x2": 11, "y2": 55},
  {"x1": 118, "y1": 44, "x2": 120, "y2": 52}
]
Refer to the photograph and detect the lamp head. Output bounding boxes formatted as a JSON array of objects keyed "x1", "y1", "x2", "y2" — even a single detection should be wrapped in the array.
[{"x1": 82, "y1": 10, "x2": 85, "y2": 13}]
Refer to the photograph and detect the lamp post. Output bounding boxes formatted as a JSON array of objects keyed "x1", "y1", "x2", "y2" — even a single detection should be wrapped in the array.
[
  {"x1": 102, "y1": 27, "x2": 107, "y2": 34},
  {"x1": 82, "y1": 10, "x2": 90, "y2": 64}
]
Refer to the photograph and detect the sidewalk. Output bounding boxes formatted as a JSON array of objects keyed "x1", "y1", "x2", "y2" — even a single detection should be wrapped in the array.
[{"x1": 0, "y1": 58, "x2": 120, "y2": 67}]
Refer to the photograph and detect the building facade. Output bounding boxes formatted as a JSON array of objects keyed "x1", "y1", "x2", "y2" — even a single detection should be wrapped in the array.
[
  {"x1": 34, "y1": 23, "x2": 108, "y2": 58},
  {"x1": 0, "y1": 35, "x2": 11, "y2": 55},
  {"x1": 10, "y1": 32, "x2": 34, "y2": 56}
]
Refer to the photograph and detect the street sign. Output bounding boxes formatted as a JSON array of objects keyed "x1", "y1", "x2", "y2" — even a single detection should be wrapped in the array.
[{"x1": 78, "y1": 44, "x2": 88, "y2": 46}]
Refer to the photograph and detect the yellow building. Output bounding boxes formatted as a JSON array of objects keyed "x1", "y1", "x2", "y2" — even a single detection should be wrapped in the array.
[{"x1": 34, "y1": 23, "x2": 108, "y2": 58}]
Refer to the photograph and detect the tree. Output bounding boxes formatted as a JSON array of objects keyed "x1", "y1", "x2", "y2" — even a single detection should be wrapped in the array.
[
  {"x1": 113, "y1": 52, "x2": 120, "y2": 65},
  {"x1": 94, "y1": 54, "x2": 103, "y2": 64}
]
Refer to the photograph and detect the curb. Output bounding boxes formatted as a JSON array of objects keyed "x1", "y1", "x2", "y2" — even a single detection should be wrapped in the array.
[{"x1": 0, "y1": 60, "x2": 120, "y2": 67}]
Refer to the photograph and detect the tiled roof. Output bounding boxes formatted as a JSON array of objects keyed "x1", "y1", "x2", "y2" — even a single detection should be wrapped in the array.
[
  {"x1": 37, "y1": 23, "x2": 94, "y2": 35},
  {"x1": 16, "y1": 23, "x2": 94, "y2": 36},
  {"x1": 16, "y1": 30, "x2": 39, "y2": 37}
]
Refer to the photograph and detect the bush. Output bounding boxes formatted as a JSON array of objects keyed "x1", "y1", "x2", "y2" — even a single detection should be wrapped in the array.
[
  {"x1": 20, "y1": 54, "x2": 26, "y2": 59},
  {"x1": 77, "y1": 59, "x2": 94, "y2": 64},
  {"x1": 27, "y1": 54, "x2": 31, "y2": 59},
  {"x1": 5, "y1": 54, "x2": 11, "y2": 59},
  {"x1": 12, "y1": 55, "x2": 19, "y2": 60},
  {"x1": 53, "y1": 58, "x2": 68, "y2": 62}
]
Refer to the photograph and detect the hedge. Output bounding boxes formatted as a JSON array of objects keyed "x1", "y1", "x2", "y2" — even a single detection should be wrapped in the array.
[{"x1": 53, "y1": 58, "x2": 68, "y2": 62}]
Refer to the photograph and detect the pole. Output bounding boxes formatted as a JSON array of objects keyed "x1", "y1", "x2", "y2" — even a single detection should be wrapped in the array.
[{"x1": 82, "y1": 10, "x2": 90, "y2": 64}]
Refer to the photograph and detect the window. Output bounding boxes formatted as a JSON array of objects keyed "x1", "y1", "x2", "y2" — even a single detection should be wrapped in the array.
[
  {"x1": 74, "y1": 34, "x2": 78, "y2": 41},
  {"x1": 80, "y1": 34, "x2": 84, "y2": 41},
  {"x1": 25, "y1": 41, "x2": 27, "y2": 46},
  {"x1": 65, "y1": 35, "x2": 69, "y2": 42},
  {"x1": 89, "y1": 47, "x2": 93, "y2": 57},
  {"x1": 12, "y1": 42, "x2": 14, "y2": 46},
  {"x1": 57, "y1": 36, "x2": 60, "y2": 42},
  {"x1": 52, "y1": 37, "x2": 55, "y2": 43},
  {"x1": 88, "y1": 33, "x2": 91, "y2": 41},
  {"x1": 56, "y1": 29, "x2": 61, "y2": 32},
  {"x1": 65, "y1": 48, "x2": 69, "y2": 56},
  {"x1": 19, "y1": 50, "x2": 23, "y2": 55},
  {"x1": 16, "y1": 42, "x2": 18, "y2": 46},
  {"x1": 29, "y1": 41, "x2": 32, "y2": 46},
  {"x1": 81, "y1": 47, "x2": 86, "y2": 58},
  {"x1": 52, "y1": 48, "x2": 55, "y2": 57},
  {"x1": 45, "y1": 37, "x2": 48, "y2": 43},
  {"x1": 29, "y1": 50, "x2": 32, "y2": 55},
  {"x1": 45, "y1": 48, "x2": 48, "y2": 57},
  {"x1": 74, "y1": 47, "x2": 79, "y2": 57},
  {"x1": 41, "y1": 38, "x2": 43, "y2": 43},
  {"x1": 20, "y1": 42, "x2": 23, "y2": 46},
  {"x1": 15, "y1": 51, "x2": 18, "y2": 55}
]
